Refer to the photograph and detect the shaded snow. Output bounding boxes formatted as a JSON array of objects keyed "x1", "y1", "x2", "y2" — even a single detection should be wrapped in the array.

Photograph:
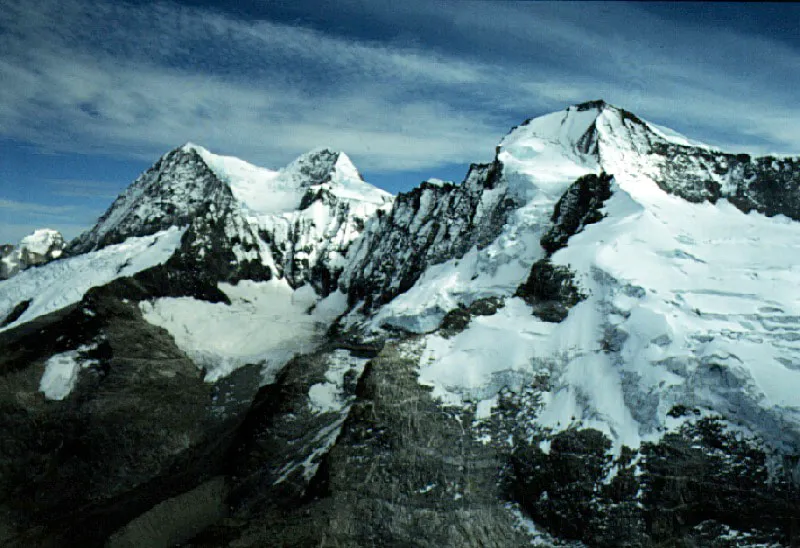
[{"x1": 0, "y1": 227, "x2": 184, "y2": 331}]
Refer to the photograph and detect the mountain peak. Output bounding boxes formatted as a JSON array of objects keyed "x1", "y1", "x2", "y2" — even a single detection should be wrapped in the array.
[
  {"x1": 177, "y1": 141, "x2": 209, "y2": 156},
  {"x1": 573, "y1": 99, "x2": 608, "y2": 112},
  {"x1": 285, "y1": 147, "x2": 360, "y2": 185}
]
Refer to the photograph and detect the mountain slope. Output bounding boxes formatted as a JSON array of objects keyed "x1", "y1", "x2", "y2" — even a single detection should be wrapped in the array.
[{"x1": 0, "y1": 102, "x2": 798, "y2": 547}]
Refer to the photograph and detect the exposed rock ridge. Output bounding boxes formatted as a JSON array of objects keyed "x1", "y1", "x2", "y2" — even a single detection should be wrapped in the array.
[
  {"x1": 580, "y1": 102, "x2": 800, "y2": 219},
  {"x1": 342, "y1": 160, "x2": 519, "y2": 312},
  {"x1": 517, "y1": 172, "x2": 613, "y2": 322}
]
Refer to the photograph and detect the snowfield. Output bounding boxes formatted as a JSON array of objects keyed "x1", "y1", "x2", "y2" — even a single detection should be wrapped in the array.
[{"x1": 140, "y1": 280, "x2": 348, "y2": 382}]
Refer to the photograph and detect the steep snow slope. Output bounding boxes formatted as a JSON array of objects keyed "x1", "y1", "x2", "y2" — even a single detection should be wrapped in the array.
[{"x1": 350, "y1": 101, "x2": 800, "y2": 456}]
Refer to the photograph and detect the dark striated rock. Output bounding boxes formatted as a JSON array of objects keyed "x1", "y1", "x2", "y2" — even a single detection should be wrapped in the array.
[
  {"x1": 0, "y1": 282, "x2": 260, "y2": 547},
  {"x1": 206, "y1": 341, "x2": 536, "y2": 547},
  {"x1": 516, "y1": 259, "x2": 586, "y2": 322},
  {"x1": 541, "y1": 172, "x2": 613, "y2": 255},
  {"x1": 648, "y1": 142, "x2": 800, "y2": 219},
  {"x1": 641, "y1": 417, "x2": 799, "y2": 546},
  {"x1": 511, "y1": 429, "x2": 617, "y2": 543},
  {"x1": 343, "y1": 160, "x2": 519, "y2": 311}
]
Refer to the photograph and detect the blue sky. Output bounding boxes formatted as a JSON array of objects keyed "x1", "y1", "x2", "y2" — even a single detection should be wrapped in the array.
[{"x1": 1, "y1": 1, "x2": 799, "y2": 243}]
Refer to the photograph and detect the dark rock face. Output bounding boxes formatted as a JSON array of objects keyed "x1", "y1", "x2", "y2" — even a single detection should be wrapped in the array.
[
  {"x1": 344, "y1": 161, "x2": 518, "y2": 311},
  {"x1": 0, "y1": 280, "x2": 260, "y2": 547},
  {"x1": 650, "y1": 143, "x2": 800, "y2": 219},
  {"x1": 200, "y1": 341, "x2": 535, "y2": 547},
  {"x1": 69, "y1": 148, "x2": 232, "y2": 254},
  {"x1": 510, "y1": 429, "x2": 642, "y2": 545},
  {"x1": 501, "y1": 411, "x2": 797, "y2": 546},
  {"x1": 541, "y1": 172, "x2": 613, "y2": 254},
  {"x1": 516, "y1": 260, "x2": 585, "y2": 322},
  {"x1": 641, "y1": 418, "x2": 799, "y2": 546}
]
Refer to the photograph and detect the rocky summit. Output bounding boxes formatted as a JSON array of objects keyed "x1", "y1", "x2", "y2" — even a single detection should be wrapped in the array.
[{"x1": 0, "y1": 101, "x2": 799, "y2": 547}]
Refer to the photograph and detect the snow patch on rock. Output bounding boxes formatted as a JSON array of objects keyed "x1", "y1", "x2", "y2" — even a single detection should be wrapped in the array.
[
  {"x1": 39, "y1": 343, "x2": 99, "y2": 401},
  {"x1": 308, "y1": 349, "x2": 369, "y2": 414}
]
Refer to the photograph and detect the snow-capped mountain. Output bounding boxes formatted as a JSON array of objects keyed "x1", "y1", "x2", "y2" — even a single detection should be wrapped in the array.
[
  {"x1": 68, "y1": 143, "x2": 391, "y2": 291},
  {"x1": 0, "y1": 101, "x2": 798, "y2": 547},
  {"x1": 0, "y1": 228, "x2": 65, "y2": 280}
]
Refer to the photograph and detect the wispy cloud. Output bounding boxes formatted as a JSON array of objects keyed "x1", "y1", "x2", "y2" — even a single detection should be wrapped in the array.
[
  {"x1": 0, "y1": 199, "x2": 79, "y2": 218},
  {"x1": 0, "y1": 0, "x2": 798, "y2": 177},
  {"x1": 0, "y1": 198, "x2": 100, "y2": 243},
  {"x1": 46, "y1": 179, "x2": 122, "y2": 199}
]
